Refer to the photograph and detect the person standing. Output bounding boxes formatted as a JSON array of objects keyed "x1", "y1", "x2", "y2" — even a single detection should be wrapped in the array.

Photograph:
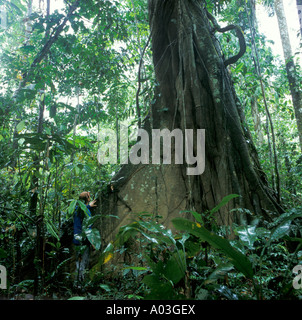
[{"x1": 73, "y1": 191, "x2": 97, "y2": 289}]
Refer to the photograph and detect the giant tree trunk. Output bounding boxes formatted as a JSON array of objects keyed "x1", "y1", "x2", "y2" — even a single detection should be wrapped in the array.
[{"x1": 99, "y1": 0, "x2": 282, "y2": 246}]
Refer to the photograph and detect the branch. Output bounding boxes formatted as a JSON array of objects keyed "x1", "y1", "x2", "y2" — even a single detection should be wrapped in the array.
[
  {"x1": 206, "y1": 10, "x2": 246, "y2": 67},
  {"x1": 13, "y1": 0, "x2": 80, "y2": 99},
  {"x1": 136, "y1": 33, "x2": 151, "y2": 129}
]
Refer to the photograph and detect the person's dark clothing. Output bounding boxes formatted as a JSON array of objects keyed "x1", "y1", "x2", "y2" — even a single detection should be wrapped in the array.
[{"x1": 73, "y1": 204, "x2": 92, "y2": 245}]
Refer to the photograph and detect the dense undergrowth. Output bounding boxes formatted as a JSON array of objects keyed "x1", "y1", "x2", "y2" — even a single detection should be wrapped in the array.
[{"x1": 1, "y1": 195, "x2": 301, "y2": 300}]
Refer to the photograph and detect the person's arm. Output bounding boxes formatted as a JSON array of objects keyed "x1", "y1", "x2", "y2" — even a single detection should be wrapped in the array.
[
  {"x1": 86, "y1": 199, "x2": 97, "y2": 217},
  {"x1": 88, "y1": 199, "x2": 97, "y2": 208}
]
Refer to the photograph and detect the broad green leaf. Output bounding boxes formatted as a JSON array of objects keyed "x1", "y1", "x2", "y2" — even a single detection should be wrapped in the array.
[
  {"x1": 78, "y1": 200, "x2": 90, "y2": 217},
  {"x1": 46, "y1": 220, "x2": 60, "y2": 241},
  {"x1": 139, "y1": 230, "x2": 160, "y2": 244},
  {"x1": 210, "y1": 194, "x2": 239, "y2": 215},
  {"x1": 123, "y1": 266, "x2": 148, "y2": 271},
  {"x1": 68, "y1": 296, "x2": 86, "y2": 300},
  {"x1": 191, "y1": 211, "x2": 203, "y2": 223},
  {"x1": 235, "y1": 225, "x2": 257, "y2": 248},
  {"x1": 137, "y1": 220, "x2": 175, "y2": 245},
  {"x1": 207, "y1": 263, "x2": 234, "y2": 282},
  {"x1": 164, "y1": 251, "x2": 186, "y2": 284},
  {"x1": 185, "y1": 239, "x2": 201, "y2": 258},
  {"x1": 270, "y1": 211, "x2": 302, "y2": 241},
  {"x1": 283, "y1": 236, "x2": 302, "y2": 244},
  {"x1": 142, "y1": 274, "x2": 174, "y2": 299},
  {"x1": 270, "y1": 221, "x2": 291, "y2": 241},
  {"x1": 172, "y1": 217, "x2": 254, "y2": 279},
  {"x1": 19, "y1": 45, "x2": 35, "y2": 53},
  {"x1": 85, "y1": 228, "x2": 101, "y2": 250},
  {"x1": 67, "y1": 200, "x2": 77, "y2": 217},
  {"x1": 234, "y1": 62, "x2": 244, "y2": 73},
  {"x1": 99, "y1": 284, "x2": 111, "y2": 292},
  {"x1": 83, "y1": 214, "x2": 101, "y2": 229},
  {"x1": 104, "y1": 214, "x2": 120, "y2": 219},
  {"x1": 116, "y1": 229, "x2": 136, "y2": 246},
  {"x1": 180, "y1": 210, "x2": 203, "y2": 223},
  {"x1": 270, "y1": 209, "x2": 302, "y2": 228},
  {"x1": 103, "y1": 242, "x2": 114, "y2": 253},
  {"x1": 16, "y1": 120, "x2": 26, "y2": 133}
]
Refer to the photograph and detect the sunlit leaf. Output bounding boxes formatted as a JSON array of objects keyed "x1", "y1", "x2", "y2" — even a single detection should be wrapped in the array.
[
  {"x1": 16, "y1": 120, "x2": 26, "y2": 133},
  {"x1": 103, "y1": 252, "x2": 113, "y2": 264},
  {"x1": 85, "y1": 228, "x2": 101, "y2": 250},
  {"x1": 122, "y1": 266, "x2": 148, "y2": 271},
  {"x1": 235, "y1": 225, "x2": 257, "y2": 248}
]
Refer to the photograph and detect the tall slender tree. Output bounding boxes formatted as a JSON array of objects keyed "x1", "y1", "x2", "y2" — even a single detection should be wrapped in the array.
[
  {"x1": 274, "y1": 0, "x2": 302, "y2": 151},
  {"x1": 296, "y1": 0, "x2": 302, "y2": 37}
]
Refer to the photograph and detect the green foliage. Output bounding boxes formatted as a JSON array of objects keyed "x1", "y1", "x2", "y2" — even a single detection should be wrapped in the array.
[
  {"x1": 106, "y1": 197, "x2": 302, "y2": 300},
  {"x1": 0, "y1": 0, "x2": 153, "y2": 298},
  {"x1": 111, "y1": 214, "x2": 188, "y2": 299},
  {"x1": 215, "y1": 0, "x2": 302, "y2": 208},
  {"x1": 172, "y1": 218, "x2": 254, "y2": 279},
  {"x1": 0, "y1": 0, "x2": 301, "y2": 301}
]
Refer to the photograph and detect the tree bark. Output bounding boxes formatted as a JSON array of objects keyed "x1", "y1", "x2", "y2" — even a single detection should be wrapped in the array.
[
  {"x1": 32, "y1": 0, "x2": 51, "y2": 296},
  {"x1": 297, "y1": 0, "x2": 302, "y2": 38},
  {"x1": 274, "y1": 0, "x2": 302, "y2": 151},
  {"x1": 98, "y1": 0, "x2": 283, "y2": 247}
]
